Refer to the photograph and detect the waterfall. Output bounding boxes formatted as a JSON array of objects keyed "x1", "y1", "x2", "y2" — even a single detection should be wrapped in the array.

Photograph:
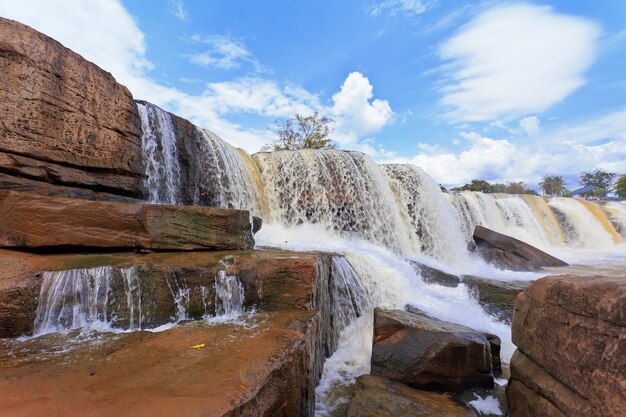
[
  {"x1": 137, "y1": 101, "x2": 182, "y2": 204},
  {"x1": 329, "y1": 257, "x2": 371, "y2": 336},
  {"x1": 604, "y1": 202, "x2": 626, "y2": 238},
  {"x1": 253, "y1": 149, "x2": 418, "y2": 255},
  {"x1": 214, "y1": 270, "x2": 245, "y2": 318}
]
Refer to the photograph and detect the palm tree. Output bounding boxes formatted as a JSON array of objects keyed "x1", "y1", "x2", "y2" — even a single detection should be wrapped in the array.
[{"x1": 539, "y1": 175, "x2": 567, "y2": 197}]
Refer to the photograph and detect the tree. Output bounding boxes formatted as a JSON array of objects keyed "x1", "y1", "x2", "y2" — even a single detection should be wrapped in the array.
[
  {"x1": 262, "y1": 112, "x2": 335, "y2": 151},
  {"x1": 505, "y1": 181, "x2": 528, "y2": 194},
  {"x1": 592, "y1": 188, "x2": 607, "y2": 199},
  {"x1": 615, "y1": 174, "x2": 626, "y2": 199},
  {"x1": 579, "y1": 168, "x2": 617, "y2": 191},
  {"x1": 539, "y1": 175, "x2": 567, "y2": 197}
]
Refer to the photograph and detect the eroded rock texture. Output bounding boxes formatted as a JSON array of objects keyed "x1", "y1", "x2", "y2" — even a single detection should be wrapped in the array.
[{"x1": 507, "y1": 275, "x2": 626, "y2": 417}]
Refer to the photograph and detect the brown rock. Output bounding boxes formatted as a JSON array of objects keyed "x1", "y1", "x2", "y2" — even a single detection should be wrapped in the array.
[
  {"x1": 409, "y1": 260, "x2": 460, "y2": 287},
  {"x1": 0, "y1": 310, "x2": 323, "y2": 417},
  {"x1": 0, "y1": 18, "x2": 143, "y2": 197},
  {"x1": 473, "y1": 225, "x2": 568, "y2": 271},
  {"x1": 507, "y1": 275, "x2": 626, "y2": 417},
  {"x1": 347, "y1": 374, "x2": 475, "y2": 417},
  {"x1": 0, "y1": 248, "x2": 335, "y2": 338},
  {"x1": 371, "y1": 308, "x2": 495, "y2": 392},
  {"x1": 0, "y1": 190, "x2": 254, "y2": 251}
]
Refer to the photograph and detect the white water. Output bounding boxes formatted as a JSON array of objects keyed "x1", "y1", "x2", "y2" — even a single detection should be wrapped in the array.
[{"x1": 214, "y1": 270, "x2": 245, "y2": 318}]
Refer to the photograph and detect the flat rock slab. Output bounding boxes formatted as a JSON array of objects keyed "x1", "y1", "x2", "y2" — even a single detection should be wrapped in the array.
[
  {"x1": 473, "y1": 225, "x2": 567, "y2": 271},
  {"x1": 371, "y1": 308, "x2": 496, "y2": 392},
  {"x1": 0, "y1": 310, "x2": 320, "y2": 417},
  {"x1": 0, "y1": 190, "x2": 254, "y2": 251},
  {"x1": 347, "y1": 374, "x2": 475, "y2": 417},
  {"x1": 508, "y1": 275, "x2": 626, "y2": 417}
]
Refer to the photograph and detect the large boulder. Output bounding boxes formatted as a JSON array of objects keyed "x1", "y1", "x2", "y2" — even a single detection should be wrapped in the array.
[
  {"x1": 0, "y1": 190, "x2": 255, "y2": 251},
  {"x1": 473, "y1": 226, "x2": 567, "y2": 271},
  {"x1": 371, "y1": 308, "x2": 497, "y2": 392},
  {"x1": 507, "y1": 275, "x2": 626, "y2": 417},
  {"x1": 461, "y1": 275, "x2": 529, "y2": 323},
  {"x1": 347, "y1": 374, "x2": 475, "y2": 417},
  {"x1": 0, "y1": 18, "x2": 143, "y2": 198}
]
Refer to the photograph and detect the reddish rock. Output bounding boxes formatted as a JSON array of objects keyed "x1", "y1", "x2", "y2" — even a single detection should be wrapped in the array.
[
  {"x1": 0, "y1": 310, "x2": 323, "y2": 417},
  {"x1": 0, "y1": 190, "x2": 254, "y2": 251},
  {"x1": 0, "y1": 17, "x2": 143, "y2": 197},
  {"x1": 347, "y1": 374, "x2": 475, "y2": 417},
  {"x1": 507, "y1": 275, "x2": 626, "y2": 417},
  {"x1": 473, "y1": 226, "x2": 567, "y2": 271},
  {"x1": 371, "y1": 308, "x2": 496, "y2": 392}
]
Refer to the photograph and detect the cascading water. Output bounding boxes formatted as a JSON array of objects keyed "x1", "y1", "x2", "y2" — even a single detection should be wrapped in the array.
[
  {"x1": 137, "y1": 101, "x2": 182, "y2": 204},
  {"x1": 604, "y1": 202, "x2": 626, "y2": 238},
  {"x1": 213, "y1": 270, "x2": 245, "y2": 318}
]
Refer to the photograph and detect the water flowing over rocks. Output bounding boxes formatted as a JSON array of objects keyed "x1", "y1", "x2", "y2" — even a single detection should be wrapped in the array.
[
  {"x1": 0, "y1": 190, "x2": 255, "y2": 251},
  {"x1": 347, "y1": 375, "x2": 476, "y2": 417},
  {"x1": 507, "y1": 275, "x2": 626, "y2": 417},
  {"x1": 0, "y1": 18, "x2": 143, "y2": 198},
  {"x1": 461, "y1": 276, "x2": 529, "y2": 323},
  {"x1": 371, "y1": 308, "x2": 499, "y2": 392},
  {"x1": 473, "y1": 225, "x2": 568, "y2": 271}
]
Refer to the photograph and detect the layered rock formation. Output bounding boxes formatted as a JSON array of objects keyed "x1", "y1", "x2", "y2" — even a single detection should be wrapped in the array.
[
  {"x1": 473, "y1": 225, "x2": 567, "y2": 271},
  {"x1": 507, "y1": 275, "x2": 626, "y2": 417},
  {"x1": 371, "y1": 308, "x2": 499, "y2": 392},
  {"x1": 0, "y1": 18, "x2": 143, "y2": 198},
  {"x1": 0, "y1": 190, "x2": 255, "y2": 251}
]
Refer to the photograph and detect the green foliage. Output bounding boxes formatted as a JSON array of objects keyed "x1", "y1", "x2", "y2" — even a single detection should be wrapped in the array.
[
  {"x1": 616, "y1": 174, "x2": 626, "y2": 199},
  {"x1": 538, "y1": 175, "x2": 567, "y2": 197},
  {"x1": 579, "y1": 168, "x2": 617, "y2": 190},
  {"x1": 452, "y1": 179, "x2": 536, "y2": 195},
  {"x1": 592, "y1": 188, "x2": 607, "y2": 198},
  {"x1": 262, "y1": 112, "x2": 335, "y2": 151}
]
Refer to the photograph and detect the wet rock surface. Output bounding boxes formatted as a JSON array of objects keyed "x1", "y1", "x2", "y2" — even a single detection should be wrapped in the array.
[
  {"x1": 409, "y1": 260, "x2": 460, "y2": 287},
  {"x1": 473, "y1": 226, "x2": 567, "y2": 271},
  {"x1": 461, "y1": 275, "x2": 529, "y2": 323},
  {"x1": 347, "y1": 374, "x2": 476, "y2": 417},
  {"x1": 0, "y1": 190, "x2": 255, "y2": 251},
  {"x1": 0, "y1": 18, "x2": 143, "y2": 198},
  {"x1": 0, "y1": 310, "x2": 323, "y2": 417},
  {"x1": 372, "y1": 308, "x2": 497, "y2": 392},
  {"x1": 507, "y1": 275, "x2": 626, "y2": 417}
]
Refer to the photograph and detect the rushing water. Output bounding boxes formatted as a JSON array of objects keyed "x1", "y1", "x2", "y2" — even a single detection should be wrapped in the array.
[{"x1": 62, "y1": 105, "x2": 626, "y2": 414}]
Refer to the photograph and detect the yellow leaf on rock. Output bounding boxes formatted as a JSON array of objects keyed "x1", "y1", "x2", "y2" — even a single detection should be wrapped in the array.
[{"x1": 191, "y1": 343, "x2": 205, "y2": 349}]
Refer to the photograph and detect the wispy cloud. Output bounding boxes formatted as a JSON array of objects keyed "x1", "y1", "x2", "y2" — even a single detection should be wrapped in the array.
[
  {"x1": 188, "y1": 34, "x2": 269, "y2": 73},
  {"x1": 437, "y1": 4, "x2": 600, "y2": 122},
  {"x1": 368, "y1": 0, "x2": 432, "y2": 17},
  {"x1": 168, "y1": 0, "x2": 187, "y2": 21}
]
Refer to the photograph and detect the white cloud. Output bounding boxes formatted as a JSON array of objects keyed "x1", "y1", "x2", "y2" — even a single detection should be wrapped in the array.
[
  {"x1": 519, "y1": 116, "x2": 541, "y2": 137},
  {"x1": 369, "y1": 0, "x2": 432, "y2": 17},
  {"x1": 189, "y1": 34, "x2": 267, "y2": 72},
  {"x1": 438, "y1": 4, "x2": 600, "y2": 122},
  {"x1": 331, "y1": 72, "x2": 394, "y2": 146},
  {"x1": 168, "y1": 0, "x2": 187, "y2": 21},
  {"x1": 387, "y1": 109, "x2": 626, "y2": 187},
  {"x1": 0, "y1": 0, "x2": 393, "y2": 155}
]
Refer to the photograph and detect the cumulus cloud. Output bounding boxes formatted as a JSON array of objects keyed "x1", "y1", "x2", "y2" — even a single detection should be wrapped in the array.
[
  {"x1": 388, "y1": 109, "x2": 626, "y2": 187},
  {"x1": 0, "y1": 0, "x2": 393, "y2": 154},
  {"x1": 369, "y1": 0, "x2": 432, "y2": 17},
  {"x1": 438, "y1": 4, "x2": 600, "y2": 122},
  {"x1": 519, "y1": 116, "x2": 541, "y2": 137}
]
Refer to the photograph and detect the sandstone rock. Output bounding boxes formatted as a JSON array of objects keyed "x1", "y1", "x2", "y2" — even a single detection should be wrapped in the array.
[
  {"x1": 347, "y1": 374, "x2": 475, "y2": 417},
  {"x1": 507, "y1": 275, "x2": 626, "y2": 417},
  {"x1": 0, "y1": 18, "x2": 143, "y2": 197},
  {"x1": 0, "y1": 248, "x2": 337, "y2": 338},
  {"x1": 409, "y1": 260, "x2": 460, "y2": 287},
  {"x1": 0, "y1": 190, "x2": 254, "y2": 251},
  {"x1": 473, "y1": 226, "x2": 567, "y2": 271},
  {"x1": 461, "y1": 275, "x2": 529, "y2": 323},
  {"x1": 0, "y1": 310, "x2": 324, "y2": 417},
  {"x1": 371, "y1": 308, "x2": 495, "y2": 392}
]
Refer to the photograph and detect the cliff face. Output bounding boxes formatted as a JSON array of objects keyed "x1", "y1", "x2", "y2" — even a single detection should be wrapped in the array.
[
  {"x1": 0, "y1": 17, "x2": 143, "y2": 199},
  {"x1": 507, "y1": 275, "x2": 626, "y2": 417}
]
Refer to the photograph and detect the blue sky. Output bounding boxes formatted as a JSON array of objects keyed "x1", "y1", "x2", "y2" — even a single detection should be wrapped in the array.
[{"x1": 1, "y1": 0, "x2": 625, "y2": 188}]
